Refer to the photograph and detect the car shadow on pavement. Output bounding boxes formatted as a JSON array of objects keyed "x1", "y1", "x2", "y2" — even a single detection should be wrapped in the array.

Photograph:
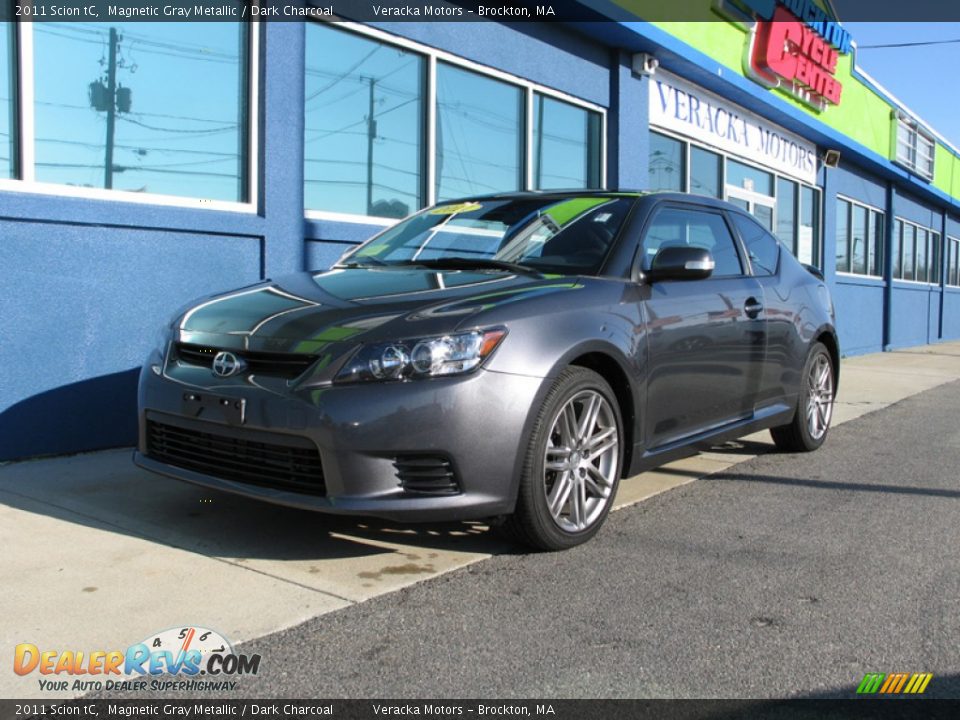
[
  {"x1": 706, "y1": 471, "x2": 960, "y2": 499},
  {"x1": 0, "y1": 447, "x2": 518, "y2": 565},
  {"x1": 704, "y1": 438, "x2": 777, "y2": 456}
]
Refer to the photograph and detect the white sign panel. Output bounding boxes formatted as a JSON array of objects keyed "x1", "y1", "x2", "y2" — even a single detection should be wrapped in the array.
[{"x1": 649, "y1": 71, "x2": 818, "y2": 185}]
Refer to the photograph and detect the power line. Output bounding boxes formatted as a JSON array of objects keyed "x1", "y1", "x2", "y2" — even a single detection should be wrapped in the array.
[
  {"x1": 117, "y1": 116, "x2": 237, "y2": 135},
  {"x1": 858, "y1": 38, "x2": 960, "y2": 49}
]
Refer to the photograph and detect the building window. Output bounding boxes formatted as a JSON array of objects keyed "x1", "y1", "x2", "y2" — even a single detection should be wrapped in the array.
[
  {"x1": 304, "y1": 23, "x2": 424, "y2": 219},
  {"x1": 532, "y1": 93, "x2": 601, "y2": 190},
  {"x1": 777, "y1": 180, "x2": 820, "y2": 266},
  {"x1": 894, "y1": 217, "x2": 941, "y2": 283},
  {"x1": 902, "y1": 221, "x2": 915, "y2": 280},
  {"x1": 894, "y1": 114, "x2": 935, "y2": 181},
  {"x1": 835, "y1": 199, "x2": 849, "y2": 273},
  {"x1": 648, "y1": 131, "x2": 683, "y2": 192},
  {"x1": 798, "y1": 185, "x2": 820, "y2": 267},
  {"x1": 867, "y1": 209, "x2": 883, "y2": 276},
  {"x1": 776, "y1": 178, "x2": 796, "y2": 253},
  {"x1": 1, "y1": 20, "x2": 15, "y2": 178},
  {"x1": 304, "y1": 25, "x2": 604, "y2": 219},
  {"x1": 926, "y1": 229, "x2": 941, "y2": 284},
  {"x1": 32, "y1": 23, "x2": 250, "y2": 201},
  {"x1": 947, "y1": 237, "x2": 960, "y2": 287},
  {"x1": 436, "y1": 63, "x2": 523, "y2": 201},
  {"x1": 835, "y1": 197, "x2": 883, "y2": 277},
  {"x1": 727, "y1": 159, "x2": 773, "y2": 196},
  {"x1": 689, "y1": 146, "x2": 721, "y2": 198}
]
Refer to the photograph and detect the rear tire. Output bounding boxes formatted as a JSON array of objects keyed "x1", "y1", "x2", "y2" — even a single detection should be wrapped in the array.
[
  {"x1": 503, "y1": 367, "x2": 623, "y2": 551},
  {"x1": 770, "y1": 341, "x2": 834, "y2": 452}
]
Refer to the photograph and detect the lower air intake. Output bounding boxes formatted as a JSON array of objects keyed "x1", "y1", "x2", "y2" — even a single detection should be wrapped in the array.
[
  {"x1": 394, "y1": 455, "x2": 461, "y2": 496},
  {"x1": 146, "y1": 419, "x2": 325, "y2": 496}
]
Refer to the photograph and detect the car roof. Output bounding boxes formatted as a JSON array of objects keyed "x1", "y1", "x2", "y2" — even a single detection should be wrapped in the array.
[
  {"x1": 440, "y1": 189, "x2": 644, "y2": 202},
  {"x1": 438, "y1": 189, "x2": 740, "y2": 213}
]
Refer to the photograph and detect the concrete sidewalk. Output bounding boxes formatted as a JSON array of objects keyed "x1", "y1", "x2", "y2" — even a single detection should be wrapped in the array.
[{"x1": 3, "y1": 343, "x2": 960, "y2": 699}]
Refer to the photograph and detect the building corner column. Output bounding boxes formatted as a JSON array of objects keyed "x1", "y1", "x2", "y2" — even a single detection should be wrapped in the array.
[{"x1": 260, "y1": 21, "x2": 306, "y2": 278}]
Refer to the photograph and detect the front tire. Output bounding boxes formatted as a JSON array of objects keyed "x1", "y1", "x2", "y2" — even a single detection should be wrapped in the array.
[
  {"x1": 770, "y1": 341, "x2": 835, "y2": 452},
  {"x1": 504, "y1": 367, "x2": 623, "y2": 551}
]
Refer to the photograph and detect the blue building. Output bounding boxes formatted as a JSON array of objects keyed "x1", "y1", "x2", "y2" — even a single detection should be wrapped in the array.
[{"x1": 3, "y1": 4, "x2": 960, "y2": 460}]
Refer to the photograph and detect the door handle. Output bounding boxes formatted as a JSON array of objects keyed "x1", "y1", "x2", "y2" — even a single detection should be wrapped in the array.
[{"x1": 744, "y1": 297, "x2": 764, "y2": 319}]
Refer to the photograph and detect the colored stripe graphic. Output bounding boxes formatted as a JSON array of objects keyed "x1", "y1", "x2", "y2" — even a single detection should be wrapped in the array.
[
  {"x1": 856, "y1": 673, "x2": 885, "y2": 694},
  {"x1": 880, "y1": 673, "x2": 909, "y2": 693},
  {"x1": 903, "y1": 673, "x2": 933, "y2": 694},
  {"x1": 858, "y1": 672, "x2": 932, "y2": 694}
]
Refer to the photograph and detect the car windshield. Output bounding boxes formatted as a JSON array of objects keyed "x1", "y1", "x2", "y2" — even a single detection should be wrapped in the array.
[{"x1": 338, "y1": 196, "x2": 635, "y2": 276}]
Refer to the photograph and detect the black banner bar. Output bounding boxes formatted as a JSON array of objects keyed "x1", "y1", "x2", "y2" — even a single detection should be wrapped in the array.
[
  {"x1": 2, "y1": 0, "x2": 960, "y2": 23},
  {"x1": 5, "y1": 700, "x2": 960, "y2": 720}
]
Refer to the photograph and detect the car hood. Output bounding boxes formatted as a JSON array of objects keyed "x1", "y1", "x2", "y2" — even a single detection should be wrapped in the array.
[{"x1": 176, "y1": 266, "x2": 584, "y2": 354}]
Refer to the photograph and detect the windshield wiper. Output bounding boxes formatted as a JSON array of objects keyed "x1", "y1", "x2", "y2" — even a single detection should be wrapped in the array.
[{"x1": 405, "y1": 257, "x2": 545, "y2": 278}]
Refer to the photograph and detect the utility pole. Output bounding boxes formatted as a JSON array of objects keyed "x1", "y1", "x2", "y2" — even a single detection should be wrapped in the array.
[
  {"x1": 104, "y1": 27, "x2": 118, "y2": 190},
  {"x1": 366, "y1": 76, "x2": 376, "y2": 215}
]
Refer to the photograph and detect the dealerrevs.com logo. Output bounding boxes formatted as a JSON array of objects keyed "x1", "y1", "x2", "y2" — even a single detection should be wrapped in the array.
[{"x1": 13, "y1": 626, "x2": 261, "y2": 693}]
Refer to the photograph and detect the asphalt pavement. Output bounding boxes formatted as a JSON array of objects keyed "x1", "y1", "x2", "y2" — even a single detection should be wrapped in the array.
[{"x1": 136, "y1": 378, "x2": 960, "y2": 699}]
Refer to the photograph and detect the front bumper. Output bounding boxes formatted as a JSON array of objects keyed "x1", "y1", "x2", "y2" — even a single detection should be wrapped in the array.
[{"x1": 135, "y1": 361, "x2": 546, "y2": 522}]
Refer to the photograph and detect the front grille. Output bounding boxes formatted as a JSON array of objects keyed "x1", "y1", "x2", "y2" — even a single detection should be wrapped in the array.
[
  {"x1": 146, "y1": 419, "x2": 325, "y2": 495},
  {"x1": 175, "y1": 343, "x2": 317, "y2": 379},
  {"x1": 394, "y1": 455, "x2": 460, "y2": 495}
]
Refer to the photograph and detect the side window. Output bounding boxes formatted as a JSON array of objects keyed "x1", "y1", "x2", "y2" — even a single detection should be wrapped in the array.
[
  {"x1": 731, "y1": 213, "x2": 780, "y2": 276},
  {"x1": 640, "y1": 207, "x2": 743, "y2": 276}
]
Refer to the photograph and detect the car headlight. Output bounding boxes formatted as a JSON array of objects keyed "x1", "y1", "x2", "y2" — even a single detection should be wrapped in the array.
[{"x1": 334, "y1": 328, "x2": 507, "y2": 384}]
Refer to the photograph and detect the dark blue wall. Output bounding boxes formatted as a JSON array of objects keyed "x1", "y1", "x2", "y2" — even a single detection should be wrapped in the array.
[
  {"x1": 822, "y1": 161, "x2": 959, "y2": 354},
  {"x1": 0, "y1": 217, "x2": 262, "y2": 457},
  {"x1": 0, "y1": 23, "x2": 308, "y2": 460},
  {"x1": 889, "y1": 190, "x2": 944, "y2": 349},
  {"x1": 822, "y1": 163, "x2": 888, "y2": 354}
]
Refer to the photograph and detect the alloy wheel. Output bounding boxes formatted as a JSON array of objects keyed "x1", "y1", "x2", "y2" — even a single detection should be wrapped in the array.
[
  {"x1": 543, "y1": 390, "x2": 620, "y2": 533},
  {"x1": 806, "y1": 353, "x2": 834, "y2": 440}
]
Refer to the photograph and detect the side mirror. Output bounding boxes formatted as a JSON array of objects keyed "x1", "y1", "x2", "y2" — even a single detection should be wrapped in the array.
[{"x1": 646, "y1": 246, "x2": 715, "y2": 282}]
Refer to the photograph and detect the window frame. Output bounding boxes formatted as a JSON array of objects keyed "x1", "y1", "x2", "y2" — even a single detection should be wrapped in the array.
[
  {"x1": 835, "y1": 194, "x2": 884, "y2": 279},
  {"x1": 0, "y1": 20, "x2": 259, "y2": 212},
  {"x1": 1, "y1": 19, "x2": 18, "y2": 179},
  {"x1": 893, "y1": 215, "x2": 942, "y2": 285},
  {"x1": 304, "y1": 21, "x2": 607, "y2": 225},
  {"x1": 531, "y1": 90, "x2": 603, "y2": 191},
  {"x1": 947, "y1": 236, "x2": 960, "y2": 288},
  {"x1": 893, "y1": 113, "x2": 936, "y2": 182}
]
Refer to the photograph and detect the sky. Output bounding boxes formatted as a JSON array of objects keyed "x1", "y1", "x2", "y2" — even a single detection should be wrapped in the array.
[{"x1": 841, "y1": 23, "x2": 960, "y2": 148}]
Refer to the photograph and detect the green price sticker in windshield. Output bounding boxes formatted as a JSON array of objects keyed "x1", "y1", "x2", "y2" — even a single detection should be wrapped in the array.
[{"x1": 429, "y1": 202, "x2": 483, "y2": 216}]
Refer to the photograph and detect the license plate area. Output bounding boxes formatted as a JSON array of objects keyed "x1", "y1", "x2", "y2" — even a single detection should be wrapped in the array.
[{"x1": 181, "y1": 392, "x2": 246, "y2": 425}]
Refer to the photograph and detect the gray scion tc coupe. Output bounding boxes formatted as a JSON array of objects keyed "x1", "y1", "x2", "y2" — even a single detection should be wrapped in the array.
[{"x1": 136, "y1": 191, "x2": 839, "y2": 550}]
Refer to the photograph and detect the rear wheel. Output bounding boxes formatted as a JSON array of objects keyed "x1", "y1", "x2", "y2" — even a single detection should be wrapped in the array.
[
  {"x1": 770, "y1": 341, "x2": 834, "y2": 452},
  {"x1": 504, "y1": 367, "x2": 623, "y2": 551}
]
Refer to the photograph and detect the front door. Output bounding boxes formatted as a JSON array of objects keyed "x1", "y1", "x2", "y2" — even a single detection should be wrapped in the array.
[{"x1": 640, "y1": 204, "x2": 767, "y2": 449}]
